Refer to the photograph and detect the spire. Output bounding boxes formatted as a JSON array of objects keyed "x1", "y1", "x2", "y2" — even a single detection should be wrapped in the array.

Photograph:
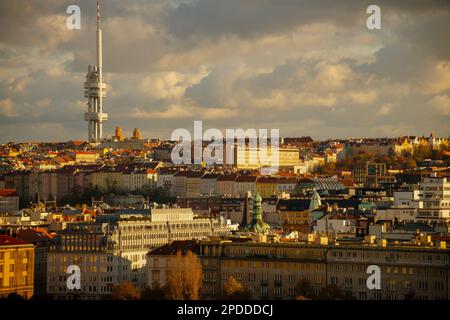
[
  {"x1": 245, "y1": 193, "x2": 270, "y2": 234},
  {"x1": 241, "y1": 191, "x2": 251, "y2": 227},
  {"x1": 97, "y1": 1, "x2": 100, "y2": 27}
]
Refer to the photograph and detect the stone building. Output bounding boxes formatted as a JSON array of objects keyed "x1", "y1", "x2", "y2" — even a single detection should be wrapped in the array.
[{"x1": 46, "y1": 207, "x2": 231, "y2": 299}]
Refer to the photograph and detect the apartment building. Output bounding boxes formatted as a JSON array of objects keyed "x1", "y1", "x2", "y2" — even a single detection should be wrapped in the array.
[
  {"x1": 186, "y1": 171, "x2": 204, "y2": 198},
  {"x1": 256, "y1": 176, "x2": 278, "y2": 198},
  {"x1": 234, "y1": 175, "x2": 257, "y2": 197},
  {"x1": 173, "y1": 170, "x2": 189, "y2": 197},
  {"x1": 46, "y1": 207, "x2": 231, "y2": 299},
  {"x1": 0, "y1": 235, "x2": 34, "y2": 299},
  {"x1": 234, "y1": 146, "x2": 301, "y2": 170},
  {"x1": 200, "y1": 173, "x2": 219, "y2": 196},
  {"x1": 197, "y1": 240, "x2": 450, "y2": 300},
  {"x1": 216, "y1": 174, "x2": 237, "y2": 197},
  {"x1": 0, "y1": 189, "x2": 19, "y2": 213},
  {"x1": 376, "y1": 176, "x2": 450, "y2": 223},
  {"x1": 353, "y1": 161, "x2": 394, "y2": 187}
]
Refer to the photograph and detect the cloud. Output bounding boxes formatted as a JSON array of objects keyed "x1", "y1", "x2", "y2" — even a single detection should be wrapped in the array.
[
  {"x1": 429, "y1": 94, "x2": 450, "y2": 116},
  {"x1": 0, "y1": 0, "x2": 450, "y2": 142},
  {"x1": 0, "y1": 98, "x2": 15, "y2": 117},
  {"x1": 377, "y1": 103, "x2": 394, "y2": 116}
]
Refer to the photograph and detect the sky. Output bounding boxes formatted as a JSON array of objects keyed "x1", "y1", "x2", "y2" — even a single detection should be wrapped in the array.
[{"x1": 0, "y1": 0, "x2": 449, "y2": 143}]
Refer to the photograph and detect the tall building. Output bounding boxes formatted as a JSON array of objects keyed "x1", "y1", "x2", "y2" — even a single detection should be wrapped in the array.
[
  {"x1": 0, "y1": 235, "x2": 35, "y2": 299},
  {"x1": 84, "y1": 1, "x2": 108, "y2": 142}
]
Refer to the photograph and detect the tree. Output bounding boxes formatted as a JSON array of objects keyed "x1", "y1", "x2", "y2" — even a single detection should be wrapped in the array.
[
  {"x1": 141, "y1": 285, "x2": 167, "y2": 300},
  {"x1": 404, "y1": 289, "x2": 416, "y2": 300},
  {"x1": 0, "y1": 293, "x2": 25, "y2": 300},
  {"x1": 166, "y1": 250, "x2": 203, "y2": 300},
  {"x1": 294, "y1": 279, "x2": 316, "y2": 300},
  {"x1": 317, "y1": 284, "x2": 347, "y2": 300},
  {"x1": 110, "y1": 282, "x2": 141, "y2": 300},
  {"x1": 222, "y1": 277, "x2": 252, "y2": 300}
]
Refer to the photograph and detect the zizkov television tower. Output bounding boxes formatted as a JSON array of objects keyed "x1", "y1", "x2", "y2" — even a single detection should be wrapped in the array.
[{"x1": 84, "y1": 1, "x2": 108, "y2": 142}]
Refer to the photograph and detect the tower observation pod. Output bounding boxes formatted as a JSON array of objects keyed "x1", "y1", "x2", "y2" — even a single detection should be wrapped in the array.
[{"x1": 84, "y1": 1, "x2": 108, "y2": 142}]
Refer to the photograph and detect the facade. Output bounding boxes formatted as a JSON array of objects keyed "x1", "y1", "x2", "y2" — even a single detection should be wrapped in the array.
[
  {"x1": 0, "y1": 189, "x2": 19, "y2": 213},
  {"x1": 186, "y1": 171, "x2": 204, "y2": 198},
  {"x1": 17, "y1": 228, "x2": 53, "y2": 297},
  {"x1": 216, "y1": 174, "x2": 237, "y2": 197},
  {"x1": 173, "y1": 171, "x2": 188, "y2": 197},
  {"x1": 376, "y1": 176, "x2": 450, "y2": 223},
  {"x1": 277, "y1": 199, "x2": 311, "y2": 231},
  {"x1": 121, "y1": 168, "x2": 157, "y2": 192},
  {"x1": 146, "y1": 240, "x2": 200, "y2": 289},
  {"x1": 353, "y1": 162, "x2": 391, "y2": 187},
  {"x1": 46, "y1": 208, "x2": 231, "y2": 299},
  {"x1": 200, "y1": 173, "x2": 219, "y2": 196},
  {"x1": 156, "y1": 168, "x2": 176, "y2": 196},
  {"x1": 256, "y1": 177, "x2": 277, "y2": 198},
  {"x1": 198, "y1": 240, "x2": 450, "y2": 300},
  {"x1": 275, "y1": 177, "x2": 297, "y2": 195},
  {"x1": 0, "y1": 235, "x2": 35, "y2": 299},
  {"x1": 234, "y1": 146, "x2": 301, "y2": 169},
  {"x1": 235, "y1": 175, "x2": 257, "y2": 197}
]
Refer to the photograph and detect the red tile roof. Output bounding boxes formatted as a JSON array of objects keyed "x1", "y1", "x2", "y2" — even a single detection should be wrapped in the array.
[
  {"x1": 148, "y1": 240, "x2": 199, "y2": 256},
  {"x1": 0, "y1": 189, "x2": 18, "y2": 197},
  {"x1": 0, "y1": 235, "x2": 29, "y2": 246}
]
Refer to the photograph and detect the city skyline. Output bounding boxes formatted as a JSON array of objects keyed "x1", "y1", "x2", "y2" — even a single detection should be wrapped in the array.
[{"x1": 0, "y1": 1, "x2": 449, "y2": 142}]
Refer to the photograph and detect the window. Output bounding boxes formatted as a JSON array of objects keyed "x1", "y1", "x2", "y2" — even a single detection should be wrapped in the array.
[
  {"x1": 403, "y1": 281, "x2": 412, "y2": 289},
  {"x1": 261, "y1": 286, "x2": 268, "y2": 296},
  {"x1": 359, "y1": 278, "x2": 365, "y2": 286},
  {"x1": 372, "y1": 292, "x2": 382, "y2": 300},
  {"x1": 274, "y1": 287, "x2": 282, "y2": 297},
  {"x1": 387, "y1": 280, "x2": 396, "y2": 291}
]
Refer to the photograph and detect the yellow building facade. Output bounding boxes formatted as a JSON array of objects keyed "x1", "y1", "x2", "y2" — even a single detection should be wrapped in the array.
[{"x1": 0, "y1": 236, "x2": 35, "y2": 299}]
